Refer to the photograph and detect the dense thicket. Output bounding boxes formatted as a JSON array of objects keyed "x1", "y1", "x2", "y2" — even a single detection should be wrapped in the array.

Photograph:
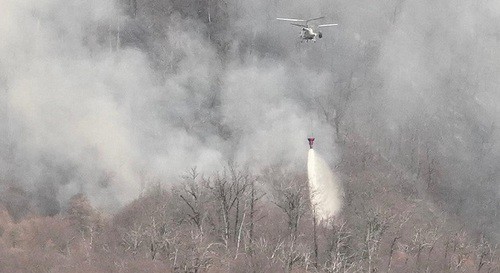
[{"x1": 1, "y1": 138, "x2": 499, "y2": 272}]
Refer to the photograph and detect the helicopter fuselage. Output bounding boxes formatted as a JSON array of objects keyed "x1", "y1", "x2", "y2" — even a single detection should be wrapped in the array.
[
  {"x1": 300, "y1": 27, "x2": 322, "y2": 41},
  {"x1": 276, "y1": 16, "x2": 333, "y2": 42}
]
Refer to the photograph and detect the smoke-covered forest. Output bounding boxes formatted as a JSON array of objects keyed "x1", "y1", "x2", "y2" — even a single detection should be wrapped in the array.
[{"x1": 1, "y1": 0, "x2": 500, "y2": 272}]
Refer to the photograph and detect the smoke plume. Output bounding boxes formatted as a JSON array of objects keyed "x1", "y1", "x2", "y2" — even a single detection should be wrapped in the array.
[{"x1": 0, "y1": 0, "x2": 337, "y2": 213}]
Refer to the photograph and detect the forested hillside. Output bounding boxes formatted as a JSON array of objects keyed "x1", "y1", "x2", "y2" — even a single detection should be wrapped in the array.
[{"x1": 0, "y1": 0, "x2": 499, "y2": 272}]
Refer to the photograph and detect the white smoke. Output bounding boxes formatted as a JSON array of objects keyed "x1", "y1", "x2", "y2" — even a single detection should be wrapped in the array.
[
  {"x1": 0, "y1": 0, "x2": 337, "y2": 213},
  {"x1": 307, "y1": 149, "x2": 343, "y2": 225},
  {"x1": 0, "y1": 0, "x2": 226, "y2": 210}
]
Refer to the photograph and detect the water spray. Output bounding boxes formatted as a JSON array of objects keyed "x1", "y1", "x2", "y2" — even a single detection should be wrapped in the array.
[{"x1": 307, "y1": 137, "x2": 343, "y2": 226}]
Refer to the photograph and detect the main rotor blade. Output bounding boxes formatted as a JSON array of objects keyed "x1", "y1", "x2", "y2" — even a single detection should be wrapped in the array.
[
  {"x1": 276, "y1": 17, "x2": 306, "y2": 22},
  {"x1": 306, "y1": 16, "x2": 325, "y2": 23},
  {"x1": 291, "y1": 23, "x2": 308, "y2": 27},
  {"x1": 318, "y1": 23, "x2": 338, "y2": 28}
]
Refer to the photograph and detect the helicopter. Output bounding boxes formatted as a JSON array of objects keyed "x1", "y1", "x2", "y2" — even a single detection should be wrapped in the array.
[{"x1": 276, "y1": 16, "x2": 338, "y2": 42}]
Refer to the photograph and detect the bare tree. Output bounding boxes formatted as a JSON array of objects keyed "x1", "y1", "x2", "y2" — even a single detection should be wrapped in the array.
[
  {"x1": 247, "y1": 176, "x2": 265, "y2": 253},
  {"x1": 265, "y1": 169, "x2": 309, "y2": 272},
  {"x1": 178, "y1": 167, "x2": 206, "y2": 230},
  {"x1": 324, "y1": 221, "x2": 355, "y2": 272},
  {"x1": 204, "y1": 165, "x2": 250, "y2": 247},
  {"x1": 121, "y1": 223, "x2": 144, "y2": 256},
  {"x1": 364, "y1": 215, "x2": 387, "y2": 272}
]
